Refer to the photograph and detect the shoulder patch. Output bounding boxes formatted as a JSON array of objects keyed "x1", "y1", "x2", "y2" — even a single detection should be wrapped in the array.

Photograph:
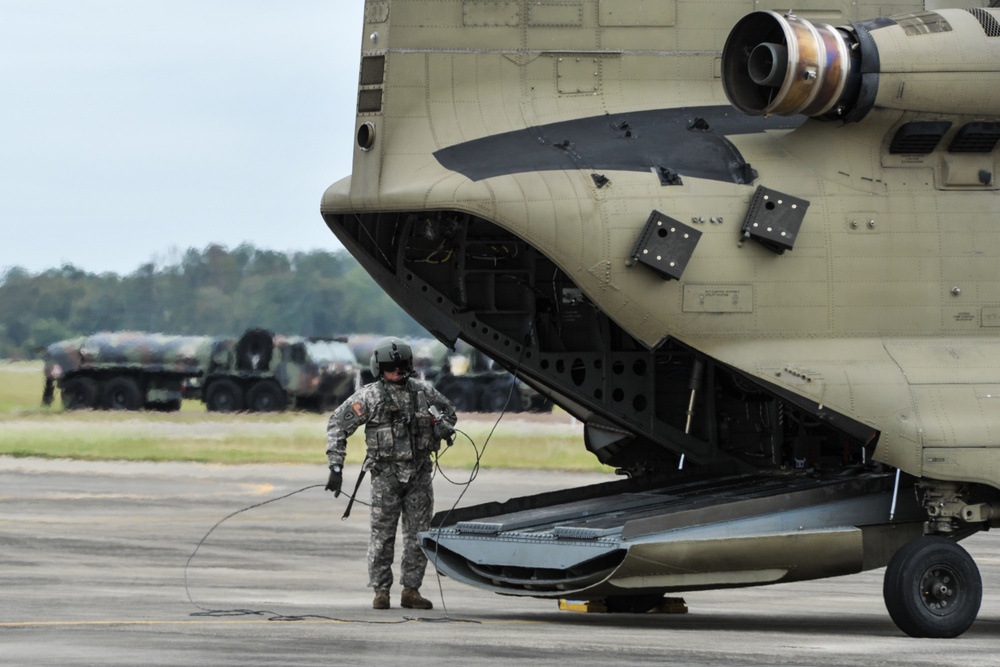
[{"x1": 351, "y1": 401, "x2": 366, "y2": 417}]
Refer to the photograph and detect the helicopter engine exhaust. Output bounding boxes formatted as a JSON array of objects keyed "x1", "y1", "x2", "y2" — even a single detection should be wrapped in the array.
[
  {"x1": 722, "y1": 11, "x2": 861, "y2": 120},
  {"x1": 722, "y1": 8, "x2": 1000, "y2": 122}
]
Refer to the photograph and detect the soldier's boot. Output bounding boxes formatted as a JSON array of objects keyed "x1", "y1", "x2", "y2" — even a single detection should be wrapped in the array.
[
  {"x1": 400, "y1": 587, "x2": 433, "y2": 610},
  {"x1": 372, "y1": 589, "x2": 390, "y2": 610}
]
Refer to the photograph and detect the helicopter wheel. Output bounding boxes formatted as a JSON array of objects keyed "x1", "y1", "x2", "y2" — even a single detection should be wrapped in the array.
[{"x1": 883, "y1": 536, "x2": 982, "y2": 638}]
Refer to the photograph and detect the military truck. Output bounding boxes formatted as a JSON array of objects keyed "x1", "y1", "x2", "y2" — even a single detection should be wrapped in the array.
[
  {"x1": 41, "y1": 329, "x2": 359, "y2": 412},
  {"x1": 186, "y1": 329, "x2": 360, "y2": 412}
]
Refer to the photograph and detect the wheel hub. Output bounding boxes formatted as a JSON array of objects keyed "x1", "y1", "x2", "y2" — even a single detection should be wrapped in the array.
[{"x1": 921, "y1": 567, "x2": 959, "y2": 614}]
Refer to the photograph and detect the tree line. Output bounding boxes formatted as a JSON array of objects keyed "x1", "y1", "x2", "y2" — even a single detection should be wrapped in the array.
[{"x1": 0, "y1": 244, "x2": 424, "y2": 360}]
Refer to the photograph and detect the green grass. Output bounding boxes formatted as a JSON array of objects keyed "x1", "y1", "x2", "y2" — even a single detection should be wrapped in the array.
[
  {"x1": 0, "y1": 360, "x2": 45, "y2": 412},
  {"x1": 0, "y1": 362, "x2": 606, "y2": 471}
]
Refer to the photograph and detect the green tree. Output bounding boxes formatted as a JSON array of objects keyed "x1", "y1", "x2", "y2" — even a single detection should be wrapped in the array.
[{"x1": 0, "y1": 244, "x2": 427, "y2": 360}]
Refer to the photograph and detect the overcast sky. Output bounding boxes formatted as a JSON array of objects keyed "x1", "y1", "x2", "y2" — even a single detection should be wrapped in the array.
[{"x1": 1, "y1": 1, "x2": 365, "y2": 276}]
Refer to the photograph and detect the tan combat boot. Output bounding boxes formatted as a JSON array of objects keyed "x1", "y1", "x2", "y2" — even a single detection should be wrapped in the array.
[
  {"x1": 400, "y1": 587, "x2": 433, "y2": 610},
  {"x1": 372, "y1": 589, "x2": 390, "y2": 610}
]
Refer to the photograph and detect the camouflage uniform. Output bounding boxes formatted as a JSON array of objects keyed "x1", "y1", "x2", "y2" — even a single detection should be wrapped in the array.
[{"x1": 326, "y1": 376, "x2": 457, "y2": 592}]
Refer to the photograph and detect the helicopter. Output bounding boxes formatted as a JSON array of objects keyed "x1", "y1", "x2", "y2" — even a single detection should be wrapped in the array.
[{"x1": 321, "y1": 0, "x2": 1000, "y2": 637}]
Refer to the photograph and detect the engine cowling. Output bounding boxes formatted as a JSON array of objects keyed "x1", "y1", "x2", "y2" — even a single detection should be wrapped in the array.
[{"x1": 722, "y1": 8, "x2": 1000, "y2": 122}]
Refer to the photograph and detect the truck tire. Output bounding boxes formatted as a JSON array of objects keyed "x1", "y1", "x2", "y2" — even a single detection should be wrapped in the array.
[
  {"x1": 61, "y1": 377, "x2": 99, "y2": 410},
  {"x1": 246, "y1": 381, "x2": 287, "y2": 412},
  {"x1": 103, "y1": 376, "x2": 143, "y2": 411},
  {"x1": 439, "y1": 378, "x2": 481, "y2": 412},
  {"x1": 205, "y1": 379, "x2": 244, "y2": 412},
  {"x1": 484, "y1": 377, "x2": 523, "y2": 413}
]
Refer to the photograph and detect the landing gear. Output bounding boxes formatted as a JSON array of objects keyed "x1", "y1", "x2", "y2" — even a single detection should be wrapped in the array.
[{"x1": 883, "y1": 536, "x2": 982, "y2": 638}]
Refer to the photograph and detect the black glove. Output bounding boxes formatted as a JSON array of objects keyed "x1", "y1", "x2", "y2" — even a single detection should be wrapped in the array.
[{"x1": 325, "y1": 465, "x2": 343, "y2": 497}]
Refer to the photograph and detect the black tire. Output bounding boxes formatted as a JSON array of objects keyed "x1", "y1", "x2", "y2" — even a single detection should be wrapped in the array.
[
  {"x1": 61, "y1": 376, "x2": 99, "y2": 410},
  {"x1": 205, "y1": 379, "x2": 244, "y2": 412},
  {"x1": 883, "y1": 536, "x2": 982, "y2": 638},
  {"x1": 449, "y1": 382, "x2": 482, "y2": 413},
  {"x1": 102, "y1": 376, "x2": 143, "y2": 411},
  {"x1": 245, "y1": 381, "x2": 287, "y2": 412},
  {"x1": 604, "y1": 593, "x2": 665, "y2": 614},
  {"x1": 484, "y1": 377, "x2": 523, "y2": 413}
]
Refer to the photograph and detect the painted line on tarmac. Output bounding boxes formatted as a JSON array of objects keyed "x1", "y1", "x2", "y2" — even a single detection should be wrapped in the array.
[
  {"x1": 0, "y1": 617, "x2": 532, "y2": 628},
  {"x1": 0, "y1": 483, "x2": 281, "y2": 502}
]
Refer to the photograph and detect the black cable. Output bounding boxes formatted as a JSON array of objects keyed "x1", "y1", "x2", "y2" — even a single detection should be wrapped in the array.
[
  {"x1": 185, "y1": 484, "x2": 326, "y2": 621},
  {"x1": 431, "y1": 427, "x2": 482, "y2": 487},
  {"x1": 429, "y1": 327, "x2": 532, "y2": 616},
  {"x1": 184, "y1": 335, "x2": 540, "y2": 625},
  {"x1": 183, "y1": 483, "x2": 477, "y2": 623}
]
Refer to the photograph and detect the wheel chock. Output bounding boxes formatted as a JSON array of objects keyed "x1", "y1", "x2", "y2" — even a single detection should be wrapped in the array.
[
  {"x1": 558, "y1": 599, "x2": 608, "y2": 613},
  {"x1": 558, "y1": 597, "x2": 688, "y2": 614}
]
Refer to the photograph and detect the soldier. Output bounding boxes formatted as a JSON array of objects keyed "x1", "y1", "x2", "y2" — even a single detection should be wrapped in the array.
[{"x1": 324, "y1": 336, "x2": 457, "y2": 610}]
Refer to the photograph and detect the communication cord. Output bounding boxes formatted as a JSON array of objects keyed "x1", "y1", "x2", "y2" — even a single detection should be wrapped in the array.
[
  {"x1": 427, "y1": 330, "x2": 532, "y2": 617},
  {"x1": 183, "y1": 484, "x2": 473, "y2": 624},
  {"x1": 183, "y1": 430, "x2": 493, "y2": 622},
  {"x1": 185, "y1": 332, "x2": 533, "y2": 623}
]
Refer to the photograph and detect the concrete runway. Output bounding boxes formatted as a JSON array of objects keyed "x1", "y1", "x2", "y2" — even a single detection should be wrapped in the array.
[{"x1": 3, "y1": 456, "x2": 1000, "y2": 666}]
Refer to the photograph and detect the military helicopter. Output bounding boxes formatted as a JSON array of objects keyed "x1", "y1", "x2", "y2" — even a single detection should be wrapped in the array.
[{"x1": 321, "y1": 0, "x2": 1000, "y2": 637}]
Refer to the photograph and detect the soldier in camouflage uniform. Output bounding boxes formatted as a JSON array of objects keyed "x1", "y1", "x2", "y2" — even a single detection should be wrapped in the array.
[{"x1": 325, "y1": 337, "x2": 457, "y2": 610}]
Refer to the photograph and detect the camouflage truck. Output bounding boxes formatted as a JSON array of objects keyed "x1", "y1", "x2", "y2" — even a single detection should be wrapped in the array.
[
  {"x1": 41, "y1": 332, "x2": 221, "y2": 411},
  {"x1": 189, "y1": 329, "x2": 360, "y2": 412},
  {"x1": 41, "y1": 329, "x2": 359, "y2": 412}
]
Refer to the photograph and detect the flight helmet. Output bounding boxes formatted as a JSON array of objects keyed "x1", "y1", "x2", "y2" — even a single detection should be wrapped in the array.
[{"x1": 370, "y1": 337, "x2": 413, "y2": 380}]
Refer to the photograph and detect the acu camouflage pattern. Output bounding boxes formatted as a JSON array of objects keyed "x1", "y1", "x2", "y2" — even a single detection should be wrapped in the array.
[
  {"x1": 326, "y1": 376, "x2": 457, "y2": 591},
  {"x1": 368, "y1": 464, "x2": 435, "y2": 590}
]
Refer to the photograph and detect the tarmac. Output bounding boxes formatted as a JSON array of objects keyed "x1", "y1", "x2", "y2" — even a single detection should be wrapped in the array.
[{"x1": 3, "y1": 456, "x2": 1000, "y2": 666}]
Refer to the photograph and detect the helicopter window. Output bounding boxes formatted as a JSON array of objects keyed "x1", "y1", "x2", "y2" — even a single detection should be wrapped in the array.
[
  {"x1": 896, "y1": 11, "x2": 952, "y2": 37},
  {"x1": 948, "y1": 122, "x2": 1000, "y2": 153},
  {"x1": 889, "y1": 121, "x2": 951, "y2": 154}
]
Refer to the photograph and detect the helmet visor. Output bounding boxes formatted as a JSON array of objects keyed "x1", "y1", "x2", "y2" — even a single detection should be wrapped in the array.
[{"x1": 379, "y1": 359, "x2": 408, "y2": 374}]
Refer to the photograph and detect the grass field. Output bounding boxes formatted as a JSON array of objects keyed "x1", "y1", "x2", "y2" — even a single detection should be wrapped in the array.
[{"x1": 0, "y1": 361, "x2": 605, "y2": 471}]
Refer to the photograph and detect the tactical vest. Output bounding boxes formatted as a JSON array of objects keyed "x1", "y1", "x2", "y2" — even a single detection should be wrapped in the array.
[{"x1": 364, "y1": 378, "x2": 435, "y2": 463}]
